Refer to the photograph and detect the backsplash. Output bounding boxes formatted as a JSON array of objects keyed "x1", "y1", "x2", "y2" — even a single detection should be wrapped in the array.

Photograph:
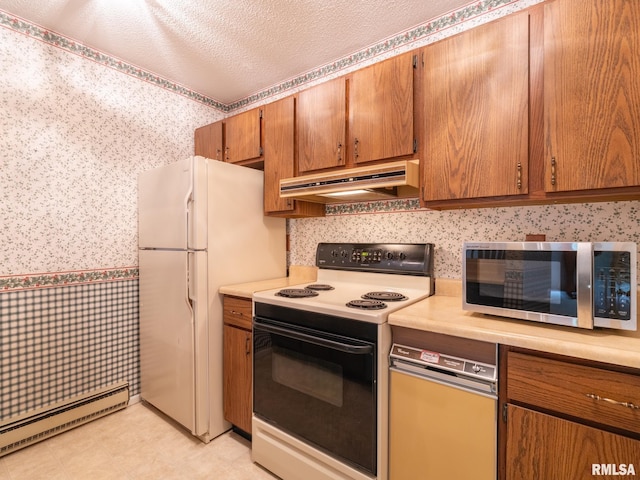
[{"x1": 289, "y1": 201, "x2": 640, "y2": 282}]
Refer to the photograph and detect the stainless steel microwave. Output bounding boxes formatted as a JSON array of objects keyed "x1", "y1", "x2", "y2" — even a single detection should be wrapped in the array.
[{"x1": 462, "y1": 242, "x2": 637, "y2": 331}]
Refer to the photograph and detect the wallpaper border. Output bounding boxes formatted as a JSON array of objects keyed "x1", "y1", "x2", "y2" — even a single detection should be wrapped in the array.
[
  {"x1": 0, "y1": 267, "x2": 139, "y2": 292},
  {"x1": 227, "y1": 0, "x2": 521, "y2": 111},
  {"x1": 0, "y1": 0, "x2": 520, "y2": 113},
  {"x1": 0, "y1": 10, "x2": 227, "y2": 111}
]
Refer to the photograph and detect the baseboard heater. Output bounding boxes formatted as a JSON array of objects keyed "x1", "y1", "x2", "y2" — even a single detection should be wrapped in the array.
[{"x1": 0, "y1": 382, "x2": 129, "y2": 457}]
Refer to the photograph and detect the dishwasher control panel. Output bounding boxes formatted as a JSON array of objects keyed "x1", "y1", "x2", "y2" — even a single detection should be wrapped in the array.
[{"x1": 390, "y1": 343, "x2": 497, "y2": 382}]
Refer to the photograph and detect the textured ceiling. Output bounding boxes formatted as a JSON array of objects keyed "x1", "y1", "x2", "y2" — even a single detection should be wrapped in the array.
[{"x1": 0, "y1": 0, "x2": 474, "y2": 106}]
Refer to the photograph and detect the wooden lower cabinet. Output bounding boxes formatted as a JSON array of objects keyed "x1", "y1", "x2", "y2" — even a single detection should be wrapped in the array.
[
  {"x1": 506, "y1": 405, "x2": 640, "y2": 479},
  {"x1": 223, "y1": 296, "x2": 253, "y2": 435},
  {"x1": 502, "y1": 347, "x2": 640, "y2": 479}
]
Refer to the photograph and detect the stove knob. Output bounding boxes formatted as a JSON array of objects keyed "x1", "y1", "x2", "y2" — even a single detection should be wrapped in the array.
[
  {"x1": 399, "y1": 252, "x2": 406, "y2": 260},
  {"x1": 331, "y1": 250, "x2": 339, "y2": 257},
  {"x1": 386, "y1": 252, "x2": 394, "y2": 260}
]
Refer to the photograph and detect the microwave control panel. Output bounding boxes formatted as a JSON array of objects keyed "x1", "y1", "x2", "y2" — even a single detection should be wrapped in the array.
[{"x1": 593, "y1": 250, "x2": 632, "y2": 320}]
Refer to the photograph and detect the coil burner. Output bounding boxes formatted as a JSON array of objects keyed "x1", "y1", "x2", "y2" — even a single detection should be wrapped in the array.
[
  {"x1": 346, "y1": 299, "x2": 388, "y2": 310},
  {"x1": 362, "y1": 291, "x2": 408, "y2": 302},
  {"x1": 305, "y1": 284, "x2": 335, "y2": 291},
  {"x1": 276, "y1": 288, "x2": 319, "y2": 298}
]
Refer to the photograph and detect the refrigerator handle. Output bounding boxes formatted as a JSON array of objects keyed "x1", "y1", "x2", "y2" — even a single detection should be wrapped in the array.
[
  {"x1": 185, "y1": 158, "x2": 195, "y2": 249},
  {"x1": 186, "y1": 251, "x2": 195, "y2": 320}
]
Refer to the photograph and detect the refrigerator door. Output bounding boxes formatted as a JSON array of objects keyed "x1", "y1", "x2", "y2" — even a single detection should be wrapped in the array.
[
  {"x1": 138, "y1": 157, "x2": 193, "y2": 249},
  {"x1": 139, "y1": 249, "x2": 199, "y2": 434}
]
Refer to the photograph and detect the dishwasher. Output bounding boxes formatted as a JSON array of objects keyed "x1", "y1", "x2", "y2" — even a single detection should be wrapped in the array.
[{"x1": 389, "y1": 330, "x2": 498, "y2": 479}]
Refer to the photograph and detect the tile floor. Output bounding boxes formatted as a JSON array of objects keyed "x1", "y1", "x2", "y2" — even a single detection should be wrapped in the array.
[{"x1": 0, "y1": 401, "x2": 278, "y2": 480}]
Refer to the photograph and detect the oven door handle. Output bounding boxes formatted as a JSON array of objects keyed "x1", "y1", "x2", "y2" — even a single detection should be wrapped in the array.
[{"x1": 254, "y1": 321, "x2": 374, "y2": 355}]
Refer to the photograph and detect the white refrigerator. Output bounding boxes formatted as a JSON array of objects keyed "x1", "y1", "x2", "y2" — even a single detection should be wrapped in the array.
[{"x1": 138, "y1": 156, "x2": 286, "y2": 442}]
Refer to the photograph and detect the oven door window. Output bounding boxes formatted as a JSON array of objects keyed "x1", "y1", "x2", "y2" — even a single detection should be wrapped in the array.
[{"x1": 253, "y1": 319, "x2": 377, "y2": 475}]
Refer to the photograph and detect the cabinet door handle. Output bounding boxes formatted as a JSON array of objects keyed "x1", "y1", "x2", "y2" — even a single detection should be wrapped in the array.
[
  {"x1": 216, "y1": 148, "x2": 221, "y2": 161},
  {"x1": 245, "y1": 335, "x2": 251, "y2": 355},
  {"x1": 517, "y1": 162, "x2": 522, "y2": 190},
  {"x1": 231, "y1": 310, "x2": 244, "y2": 317},
  {"x1": 585, "y1": 393, "x2": 639, "y2": 410},
  {"x1": 225, "y1": 146, "x2": 230, "y2": 161},
  {"x1": 550, "y1": 157, "x2": 557, "y2": 186},
  {"x1": 337, "y1": 142, "x2": 342, "y2": 163},
  {"x1": 354, "y1": 138, "x2": 359, "y2": 160}
]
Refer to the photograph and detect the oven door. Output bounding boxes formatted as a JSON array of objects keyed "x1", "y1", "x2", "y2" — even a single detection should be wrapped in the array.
[{"x1": 253, "y1": 315, "x2": 377, "y2": 475}]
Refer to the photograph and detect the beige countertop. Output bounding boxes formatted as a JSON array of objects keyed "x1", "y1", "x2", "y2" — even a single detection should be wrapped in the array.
[
  {"x1": 218, "y1": 265, "x2": 317, "y2": 299},
  {"x1": 389, "y1": 279, "x2": 640, "y2": 370}
]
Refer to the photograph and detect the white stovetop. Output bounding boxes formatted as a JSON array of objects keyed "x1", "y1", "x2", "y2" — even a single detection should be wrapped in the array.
[{"x1": 252, "y1": 269, "x2": 433, "y2": 324}]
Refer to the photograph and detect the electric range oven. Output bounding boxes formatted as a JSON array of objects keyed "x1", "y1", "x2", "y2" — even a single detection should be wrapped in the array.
[{"x1": 252, "y1": 243, "x2": 435, "y2": 480}]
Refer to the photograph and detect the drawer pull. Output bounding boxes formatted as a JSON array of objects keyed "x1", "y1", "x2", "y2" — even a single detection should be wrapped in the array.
[
  {"x1": 231, "y1": 310, "x2": 245, "y2": 317},
  {"x1": 585, "y1": 393, "x2": 640, "y2": 410}
]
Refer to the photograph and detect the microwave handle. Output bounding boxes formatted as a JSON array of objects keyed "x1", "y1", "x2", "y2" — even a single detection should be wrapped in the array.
[{"x1": 576, "y1": 243, "x2": 593, "y2": 329}]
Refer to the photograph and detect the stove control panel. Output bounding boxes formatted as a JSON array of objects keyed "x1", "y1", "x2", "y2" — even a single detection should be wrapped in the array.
[{"x1": 316, "y1": 243, "x2": 434, "y2": 276}]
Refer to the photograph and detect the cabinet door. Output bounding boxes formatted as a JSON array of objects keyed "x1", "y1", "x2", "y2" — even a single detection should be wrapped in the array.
[
  {"x1": 263, "y1": 97, "x2": 296, "y2": 213},
  {"x1": 422, "y1": 12, "x2": 529, "y2": 201},
  {"x1": 194, "y1": 121, "x2": 223, "y2": 160},
  {"x1": 506, "y1": 405, "x2": 640, "y2": 480},
  {"x1": 223, "y1": 324, "x2": 252, "y2": 434},
  {"x1": 544, "y1": 0, "x2": 640, "y2": 192},
  {"x1": 225, "y1": 108, "x2": 262, "y2": 164},
  {"x1": 297, "y1": 77, "x2": 346, "y2": 173},
  {"x1": 350, "y1": 52, "x2": 415, "y2": 164}
]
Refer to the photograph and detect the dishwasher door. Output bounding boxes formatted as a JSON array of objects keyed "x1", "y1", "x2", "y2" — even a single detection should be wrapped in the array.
[{"x1": 389, "y1": 365, "x2": 497, "y2": 479}]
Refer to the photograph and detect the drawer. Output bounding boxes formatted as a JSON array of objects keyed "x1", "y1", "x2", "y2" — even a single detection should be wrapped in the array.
[
  {"x1": 507, "y1": 351, "x2": 640, "y2": 435},
  {"x1": 223, "y1": 296, "x2": 252, "y2": 330}
]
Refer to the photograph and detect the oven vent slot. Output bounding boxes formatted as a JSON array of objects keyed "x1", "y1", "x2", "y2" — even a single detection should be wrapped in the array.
[{"x1": 0, "y1": 382, "x2": 129, "y2": 457}]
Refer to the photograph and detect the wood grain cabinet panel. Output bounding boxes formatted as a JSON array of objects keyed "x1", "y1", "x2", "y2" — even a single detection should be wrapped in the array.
[
  {"x1": 349, "y1": 52, "x2": 415, "y2": 164},
  {"x1": 507, "y1": 351, "x2": 640, "y2": 435},
  {"x1": 263, "y1": 97, "x2": 295, "y2": 214},
  {"x1": 506, "y1": 405, "x2": 640, "y2": 480},
  {"x1": 544, "y1": 0, "x2": 640, "y2": 192},
  {"x1": 263, "y1": 97, "x2": 325, "y2": 218},
  {"x1": 224, "y1": 108, "x2": 262, "y2": 164},
  {"x1": 194, "y1": 121, "x2": 223, "y2": 160},
  {"x1": 223, "y1": 324, "x2": 252, "y2": 434},
  {"x1": 297, "y1": 77, "x2": 346, "y2": 173},
  {"x1": 421, "y1": 11, "x2": 530, "y2": 202},
  {"x1": 503, "y1": 348, "x2": 640, "y2": 480},
  {"x1": 223, "y1": 295, "x2": 252, "y2": 330},
  {"x1": 222, "y1": 296, "x2": 253, "y2": 434}
]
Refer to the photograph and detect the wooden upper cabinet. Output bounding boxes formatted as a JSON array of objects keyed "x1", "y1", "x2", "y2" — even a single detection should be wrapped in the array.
[
  {"x1": 349, "y1": 52, "x2": 415, "y2": 164},
  {"x1": 194, "y1": 121, "x2": 223, "y2": 160},
  {"x1": 297, "y1": 77, "x2": 346, "y2": 173},
  {"x1": 544, "y1": 0, "x2": 640, "y2": 192},
  {"x1": 422, "y1": 11, "x2": 530, "y2": 202},
  {"x1": 224, "y1": 107, "x2": 262, "y2": 164},
  {"x1": 263, "y1": 97, "x2": 326, "y2": 217},
  {"x1": 263, "y1": 97, "x2": 295, "y2": 213}
]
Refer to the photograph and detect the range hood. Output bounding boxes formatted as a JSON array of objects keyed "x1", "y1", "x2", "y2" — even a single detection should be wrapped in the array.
[{"x1": 279, "y1": 160, "x2": 420, "y2": 204}]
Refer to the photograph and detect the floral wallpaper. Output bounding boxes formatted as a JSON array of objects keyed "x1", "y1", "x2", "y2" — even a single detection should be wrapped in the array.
[
  {"x1": 0, "y1": 24, "x2": 222, "y2": 277},
  {"x1": 289, "y1": 201, "x2": 640, "y2": 281}
]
